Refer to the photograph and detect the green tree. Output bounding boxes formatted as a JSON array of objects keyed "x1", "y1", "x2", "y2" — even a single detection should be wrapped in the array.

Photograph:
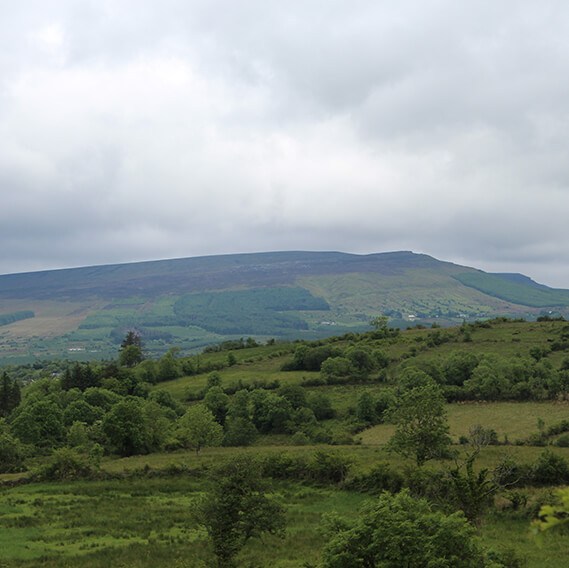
[
  {"x1": 223, "y1": 416, "x2": 258, "y2": 447},
  {"x1": 195, "y1": 456, "x2": 285, "y2": 567},
  {"x1": 135, "y1": 359, "x2": 158, "y2": 383},
  {"x1": 448, "y1": 452, "x2": 497, "y2": 526},
  {"x1": 320, "y1": 357, "x2": 352, "y2": 383},
  {"x1": 11, "y1": 399, "x2": 65, "y2": 448},
  {"x1": 307, "y1": 392, "x2": 335, "y2": 420},
  {"x1": 387, "y1": 382, "x2": 451, "y2": 466},
  {"x1": 0, "y1": 372, "x2": 21, "y2": 417},
  {"x1": 250, "y1": 391, "x2": 294, "y2": 434},
  {"x1": 463, "y1": 355, "x2": 510, "y2": 400},
  {"x1": 119, "y1": 330, "x2": 144, "y2": 367},
  {"x1": 443, "y1": 352, "x2": 479, "y2": 386},
  {"x1": 206, "y1": 372, "x2": 222, "y2": 389},
  {"x1": 0, "y1": 420, "x2": 24, "y2": 473},
  {"x1": 369, "y1": 315, "x2": 389, "y2": 334},
  {"x1": 156, "y1": 348, "x2": 181, "y2": 382},
  {"x1": 226, "y1": 389, "x2": 251, "y2": 420},
  {"x1": 62, "y1": 399, "x2": 102, "y2": 426},
  {"x1": 34, "y1": 447, "x2": 96, "y2": 481},
  {"x1": 397, "y1": 367, "x2": 436, "y2": 391},
  {"x1": 355, "y1": 392, "x2": 377, "y2": 424},
  {"x1": 176, "y1": 405, "x2": 223, "y2": 454},
  {"x1": 278, "y1": 384, "x2": 307, "y2": 409},
  {"x1": 102, "y1": 398, "x2": 148, "y2": 456},
  {"x1": 61, "y1": 363, "x2": 99, "y2": 391},
  {"x1": 346, "y1": 346, "x2": 375, "y2": 377},
  {"x1": 83, "y1": 387, "x2": 121, "y2": 411},
  {"x1": 141, "y1": 400, "x2": 173, "y2": 453},
  {"x1": 148, "y1": 389, "x2": 184, "y2": 416},
  {"x1": 321, "y1": 489, "x2": 487, "y2": 568},
  {"x1": 67, "y1": 421, "x2": 91, "y2": 449},
  {"x1": 204, "y1": 386, "x2": 230, "y2": 425},
  {"x1": 222, "y1": 390, "x2": 258, "y2": 446}
]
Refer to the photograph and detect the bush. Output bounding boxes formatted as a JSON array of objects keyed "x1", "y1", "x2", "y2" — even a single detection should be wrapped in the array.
[
  {"x1": 320, "y1": 489, "x2": 487, "y2": 568},
  {"x1": 262, "y1": 454, "x2": 309, "y2": 480},
  {"x1": 493, "y1": 456, "x2": 530, "y2": 488},
  {"x1": 405, "y1": 467, "x2": 454, "y2": 504},
  {"x1": 308, "y1": 451, "x2": 351, "y2": 484},
  {"x1": 345, "y1": 463, "x2": 404, "y2": 494},
  {"x1": 555, "y1": 434, "x2": 569, "y2": 447},
  {"x1": 261, "y1": 451, "x2": 351, "y2": 485},
  {"x1": 195, "y1": 456, "x2": 285, "y2": 568},
  {"x1": 0, "y1": 431, "x2": 25, "y2": 473},
  {"x1": 321, "y1": 357, "x2": 353, "y2": 383},
  {"x1": 34, "y1": 447, "x2": 96, "y2": 481},
  {"x1": 307, "y1": 392, "x2": 335, "y2": 420},
  {"x1": 531, "y1": 450, "x2": 569, "y2": 485},
  {"x1": 291, "y1": 431, "x2": 310, "y2": 445}
]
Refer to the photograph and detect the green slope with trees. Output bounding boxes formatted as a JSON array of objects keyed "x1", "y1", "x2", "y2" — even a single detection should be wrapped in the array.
[
  {"x1": 1, "y1": 319, "x2": 569, "y2": 565},
  {"x1": 2, "y1": 250, "x2": 569, "y2": 364}
]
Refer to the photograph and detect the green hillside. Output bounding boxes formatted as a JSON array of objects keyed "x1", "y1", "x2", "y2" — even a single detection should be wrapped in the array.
[
  {"x1": 455, "y1": 271, "x2": 569, "y2": 307},
  {"x1": 2, "y1": 319, "x2": 569, "y2": 566},
  {"x1": 1, "y1": 251, "x2": 569, "y2": 363}
]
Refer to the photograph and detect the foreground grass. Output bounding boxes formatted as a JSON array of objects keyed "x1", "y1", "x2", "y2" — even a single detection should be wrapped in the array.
[
  {"x1": 0, "y1": 477, "x2": 365, "y2": 567},
  {"x1": 0, "y1": 471, "x2": 565, "y2": 568}
]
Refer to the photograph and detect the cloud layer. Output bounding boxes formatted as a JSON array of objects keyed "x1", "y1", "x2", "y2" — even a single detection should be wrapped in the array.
[{"x1": 2, "y1": 1, "x2": 569, "y2": 286}]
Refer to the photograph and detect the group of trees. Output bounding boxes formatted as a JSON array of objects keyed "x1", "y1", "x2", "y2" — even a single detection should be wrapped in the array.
[
  {"x1": 284, "y1": 343, "x2": 390, "y2": 384},
  {"x1": 395, "y1": 350, "x2": 569, "y2": 403},
  {"x1": 198, "y1": 377, "x2": 337, "y2": 448},
  {"x1": 0, "y1": 364, "x2": 343, "y2": 469}
]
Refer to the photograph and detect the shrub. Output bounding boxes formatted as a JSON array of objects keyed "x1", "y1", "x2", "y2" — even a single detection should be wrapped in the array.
[
  {"x1": 405, "y1": 467, "x2": 454, "y2": 504},
  {"x1": 308, "y1": 451, "x2": 351, "y2": 484},
  {"x1": 493, "y1": 456, "x2": 530, "y2": 488},
  {"x1": 555, "y1": 434, "x2": 569, "y2": 447},
  {"x1": 321, "y1": 357, "x2": 353, "y2": 383},
  {"x1": 306, "y1": 392, "x2": 335, "y2": 420},
  {"x1": 0, "y1": 430, "x2": 25, "y2": 473},
  {"x1": 262, "y1": 451, "x2": 351, "y2": 485},
  {"x1": 34, "y1": 447, "x2": 95, "y2": 481},
  {"x1": 531, "y1": 450, "x2": 569, "y2": 485},
  {"x1": 291, "y1": 431, "x2": 310, "y2": 445},
  {"x1": 320, "y1": 489, "x2": 487, "y2": 568},
  {"x1": 262, "y1": 454, "x2": 309, "y2": 480},
  {"x1": 345, "y1": 463, "x2": 404, "y2": 494},
  {"x1": 222, "y1": 416, "x2": 258, "y2": 447}
]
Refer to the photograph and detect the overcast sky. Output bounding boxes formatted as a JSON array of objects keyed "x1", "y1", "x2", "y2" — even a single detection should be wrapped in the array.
[{"x1": 2, "y1": 1, "x2": 569, "y2": 286}]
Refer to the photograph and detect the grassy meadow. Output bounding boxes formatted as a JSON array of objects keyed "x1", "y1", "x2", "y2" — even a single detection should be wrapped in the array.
[{"x1": 2, "y1": 319, "x2": 569, "y2": 566}]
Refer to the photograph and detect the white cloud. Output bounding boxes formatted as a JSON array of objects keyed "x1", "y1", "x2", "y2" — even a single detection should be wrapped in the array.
[{"x1": 1, "y1": 1, "x2": 569, "y2": 286}]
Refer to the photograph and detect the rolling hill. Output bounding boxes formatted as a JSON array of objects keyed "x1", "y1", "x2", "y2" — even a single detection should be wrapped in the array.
[{"x1": 1, "y1": 250, "x2": 568, "y2": 363}]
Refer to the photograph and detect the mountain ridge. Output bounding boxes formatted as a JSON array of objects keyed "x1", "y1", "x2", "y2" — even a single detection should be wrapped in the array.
[{"x1": 0, "y1": 250, "x2": 567, "y2": 363}]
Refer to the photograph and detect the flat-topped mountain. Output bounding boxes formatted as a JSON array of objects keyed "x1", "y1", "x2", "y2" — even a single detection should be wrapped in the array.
[{"x1": 1, "y1": 250, "x2": 568, "y2": 362}]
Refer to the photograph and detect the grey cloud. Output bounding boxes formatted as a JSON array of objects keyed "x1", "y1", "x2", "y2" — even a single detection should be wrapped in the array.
[{"x1": 1, "y1": 1, "x2": 569, "y2": 287}]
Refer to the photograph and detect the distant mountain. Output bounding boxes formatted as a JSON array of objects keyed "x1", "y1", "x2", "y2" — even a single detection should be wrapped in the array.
[{"x1": 1, "y1": 250, "x2": 568, "y2": 363}]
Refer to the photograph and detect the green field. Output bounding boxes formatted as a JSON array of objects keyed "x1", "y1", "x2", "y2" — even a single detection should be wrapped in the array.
[
  {"x1": 3, "y1": 319, "x2": 569, "y2": 566},
  {"x1": 0, "y1": 446, "x2": 567, "y2": 567},
  {"x1": 360, "y1": 401, "x2": 569, "y2": 445}
]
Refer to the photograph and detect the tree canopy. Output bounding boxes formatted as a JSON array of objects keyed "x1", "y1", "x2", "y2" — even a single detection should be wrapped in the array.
[
  {"x1": 387, "y1": 380, "x2": 451, "y2": 466},
  {"x1": 321, "y1": 489, "x2": 487, "y2": 568}
]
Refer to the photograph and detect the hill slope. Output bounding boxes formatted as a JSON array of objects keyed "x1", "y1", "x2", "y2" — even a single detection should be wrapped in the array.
[{"x1": 0, "y1": 250, "x2": 568, "y2": 362}]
